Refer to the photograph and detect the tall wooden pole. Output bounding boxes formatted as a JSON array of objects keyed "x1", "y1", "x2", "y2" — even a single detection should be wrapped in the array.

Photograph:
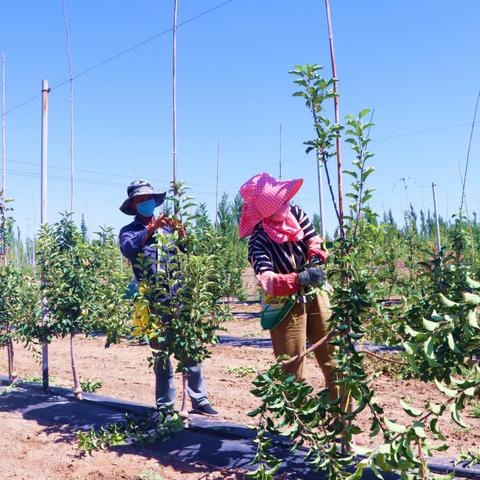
[
  {"x1": 215, "y1": 140, "x2": 220, "y2": 227},
  {"x1": 41, "y1": 80, "x2": 50, "y2": 391},
  {"x1": 1, "y1": 51, "x2": 15, "y2": 383},
  {"x1": 324, "y1": 0, "x2": 343, "y2": 237},
  {"x1": 432, "y1": 182, "x2": 441, "y2": 254},
  {"x1": 1, "y1": 52, "x2": 5, "y2": 210},
  {"x1": 1, "y1": 52, "x2": 6, "y2": 263},
  {"x1": 62, "y1": 0, "x2": 75, "y2": 213},
  {"x1": 171, "y1": 0, "x2": 188, "y2": 419},
  {"x1": 172, "y1": 0, "x2": 178, "y2": 196}
]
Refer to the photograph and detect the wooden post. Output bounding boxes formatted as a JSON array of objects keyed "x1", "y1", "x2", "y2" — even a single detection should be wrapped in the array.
[
  {"x1": 432, "y1": 182, "x2": 441, "y2": 254},
  {"x1": 172, "y1": 0, "x2": 178, "y2": 196},
  {"x1": 324, "y1": 0, "x2": 343, "y2": 238},
  {"x1": 62, "y1": 0, "x2": 75, "y2": 213},
  {"x1": 41, "y1": 79, "x2": 50, "y2": 391}
]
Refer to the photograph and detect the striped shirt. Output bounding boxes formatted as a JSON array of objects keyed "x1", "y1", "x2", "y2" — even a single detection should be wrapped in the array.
[{"x1": 248, "y1": 205, "x2": 317, "y2": 276}]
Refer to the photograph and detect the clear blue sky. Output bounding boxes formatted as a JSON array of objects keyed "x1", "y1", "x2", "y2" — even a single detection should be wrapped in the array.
[{"x1": 1, "y1": 0, "x2": 479, "y2": 240}]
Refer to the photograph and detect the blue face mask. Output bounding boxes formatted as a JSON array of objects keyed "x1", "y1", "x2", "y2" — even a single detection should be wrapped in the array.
[{"x1": 136, "y1": 199, "x2": 157, "y2": 217}]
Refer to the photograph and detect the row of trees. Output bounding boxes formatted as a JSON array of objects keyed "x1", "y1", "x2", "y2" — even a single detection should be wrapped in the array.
[
  {"x1": 0, "y1": 187, "x2": 249, "y2": 398},
  {"x1": 2, "y1": 68, "x2": 479, "y2": 477},
  {"x1": 247, "y1": 64, "x2": 480, "y2": 480}
]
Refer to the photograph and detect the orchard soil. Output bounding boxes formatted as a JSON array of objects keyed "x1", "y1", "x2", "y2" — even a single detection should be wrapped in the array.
[{"x1": 1, "y1": 288, "x2": 480, "y2": 478}]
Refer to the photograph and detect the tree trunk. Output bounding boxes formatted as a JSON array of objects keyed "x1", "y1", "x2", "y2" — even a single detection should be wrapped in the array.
[
  {"x1": 7, "y1": 338, "x2": 16, "y2": 383},
  {"x1": 70, "y1": 332, "x2": 83, "y2": 400},
  {"x1": 179, "y1": 372, "x2": 189, "y2": 427},
  {"x1": 6, "y1": 322, "x2": 16, "y2": 384}
]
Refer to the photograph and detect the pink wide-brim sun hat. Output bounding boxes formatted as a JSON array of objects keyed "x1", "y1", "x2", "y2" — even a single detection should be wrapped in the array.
[{"x1": 238, "y1": 172, "x2": 303, "y2": 238}]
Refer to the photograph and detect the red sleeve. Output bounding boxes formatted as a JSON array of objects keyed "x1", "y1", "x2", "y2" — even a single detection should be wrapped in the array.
[{"x1": 256, "y1": 271, "x2": 299, "y2": 296}]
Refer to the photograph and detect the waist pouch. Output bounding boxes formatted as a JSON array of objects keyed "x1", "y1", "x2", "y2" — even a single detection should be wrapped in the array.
[{"x1": 260, "y1": 294, "x2": 296, "y2": 330}]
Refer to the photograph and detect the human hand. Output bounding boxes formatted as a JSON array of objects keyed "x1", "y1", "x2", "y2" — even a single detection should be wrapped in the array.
[
  {"x1": 297, "y1": 266, "x2": 325, "y2": 287},
  {"x1": 149, "y1": 215, "x2": 187, "y2": 237},
  {"x1": 146, "y1": 215, "x2": 169, "y2": 234}
]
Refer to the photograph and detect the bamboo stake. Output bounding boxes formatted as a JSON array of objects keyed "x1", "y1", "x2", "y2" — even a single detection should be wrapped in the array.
[
  {"x1": 324, "y1": 0, "x2": 344, "y2": 239},
  {"x1": 1, "y1": 52, "x2": 6, "y2": 264},
  {"x1": 1, "y1": 52, "x2": 5, "y2": 216},
  {"x1": 41, "y1": 80, "x2": 50, "y2": 391},
  {"x1": 171, "y1": 2, "x2": 188, "y2": 419},
  {"x1": 0, "y1": 53, "x2": 13, "y2": 380},
  {"x1": 61, "y1": 0, "x2": 75, "y2": 213},
  {"x1": 31, "y1": 189, "x2": 37, "y2": 274},
  {"x1": 460, "y1": 90, "x2": 480, "y2": 212},
  {"x1": 279, "y1": 125, "x2": 282, "y2": 179},
  {"x1": 3, "y1": 59, "x2": 17, "y2": 383},
  {"x1": 172, "y1": 0, "x2": 178, "y2": 196},
  {"x1": 458, "y1": 163, "x2": 470, "y2": 220},
  {"x1": 432, "y1": 183, "x2": 441, "y2": 254},
  {"x1": 215, "y1": 140, "x2": 220, "y2": 227},
  {"x1": 316, "y1": 148, "x2": 325, "y2": 238}
]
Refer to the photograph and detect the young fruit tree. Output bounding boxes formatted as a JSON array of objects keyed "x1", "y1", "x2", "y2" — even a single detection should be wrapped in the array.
[
  {"x1": 247, "y1": 65, "x2": 480, "y2": 480},
  {"x1": 131, "y1": 184, "x2": 230, "y2": 421},
  {"x1": 0, "y1": 195, "x2": 37, "y2": 384},
  {"x1": 30, "y1": 213, "x2": 132, "y2": 399},
  {"x1": 0, "y1": 263, "x2": 40, "y2": 383}
]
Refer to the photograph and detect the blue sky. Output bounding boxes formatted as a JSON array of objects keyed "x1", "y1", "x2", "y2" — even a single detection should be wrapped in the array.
[{"x1": 1, "y1": 0, "x2": 479, "y2": 240}]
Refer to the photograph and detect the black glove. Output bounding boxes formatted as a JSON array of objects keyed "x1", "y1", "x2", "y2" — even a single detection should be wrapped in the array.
[
  {"x1": 309, "y1": 255, "x2": 322, "y2": 267},
  {"x1": 298, "y1": 266, "x2": 325, "y2": 287}
]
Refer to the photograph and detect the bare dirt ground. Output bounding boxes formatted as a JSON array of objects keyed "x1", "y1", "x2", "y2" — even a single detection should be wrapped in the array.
[
  {"x1": 0, "y1": 410, "x2": 246, "y2": 480},
  {"x1": 1, "y1": 294, "x2": 480, "y2": 478}
]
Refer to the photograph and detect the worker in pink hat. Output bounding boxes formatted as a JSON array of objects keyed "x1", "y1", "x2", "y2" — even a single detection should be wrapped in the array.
[{"x1": 239, "y1": 172, "x2": 336, "y2": 397}]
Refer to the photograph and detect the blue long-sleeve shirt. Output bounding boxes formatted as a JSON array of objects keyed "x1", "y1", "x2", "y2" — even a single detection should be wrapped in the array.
[{"x1": 119, "y1": 217, "x2": 175, "y2": 300}]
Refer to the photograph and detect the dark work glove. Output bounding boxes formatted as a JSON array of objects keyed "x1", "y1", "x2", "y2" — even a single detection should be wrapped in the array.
[
  {"x1": 309, "y1": 255, "x2": 322, "y2": 267},
  {"x1": 298, "y1": 266, "x2": 325, "y2": 287}
]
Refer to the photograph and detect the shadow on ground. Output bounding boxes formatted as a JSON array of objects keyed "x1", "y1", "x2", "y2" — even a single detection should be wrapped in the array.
[
  {"x1": 0, "y1": 380, "x2": 394, "y2": 479},
  {"x1": 1, "y1": 379, "x2": 477, "y2": 479}
]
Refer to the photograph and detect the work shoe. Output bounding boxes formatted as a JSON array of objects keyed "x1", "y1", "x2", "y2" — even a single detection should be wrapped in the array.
[
  {"x1": 192, "y1": 403, "x2": 219, "y2": 416},
  {"x1": 152, "y1": 406, "x2": 176, "y2": 424}
]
